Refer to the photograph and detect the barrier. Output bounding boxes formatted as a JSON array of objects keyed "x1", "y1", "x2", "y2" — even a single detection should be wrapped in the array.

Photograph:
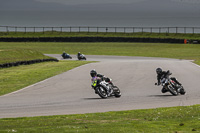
[
  {"x1": 0, "y1": 59, "x2": 59, "y2": 68},
  {"x1": 0, "y1": 37, "x2": 185, "y2": 43}
]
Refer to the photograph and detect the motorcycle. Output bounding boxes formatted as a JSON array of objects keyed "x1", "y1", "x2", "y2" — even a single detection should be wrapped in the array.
[
  {"x1": 77, "y1": 54, "x2": 86, "y2": 60},
  {"x1": 61, "y1": 53, "x2": 72, "y2": 59},
  {"x1": 155, "y1": 77, "x2": 186, "y2": 96},
  {"x1": 91, "y1": 78, "x2": 121, "y2": 99}
]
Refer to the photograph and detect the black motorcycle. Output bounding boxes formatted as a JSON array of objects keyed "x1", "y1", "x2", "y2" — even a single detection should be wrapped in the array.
[
  {"x1": 155, "y1": 77, "x2": 186, "y2": 96},
  {"x1": 91, "y1": 78, "x2": 121, "y2": 99},
  {"x1": 61, "y1": 53, "x2": 72, "y2": 59},
  {"x1": 77, "y1": 54, "x2": 86, "y2": 60}
]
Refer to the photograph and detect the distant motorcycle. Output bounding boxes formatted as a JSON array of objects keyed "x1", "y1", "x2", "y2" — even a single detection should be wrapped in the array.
[
  {"x1": 61, "y1": 53, "x2": 72, "y2": 59},
  {"x1": 77, "y1": 54, "x2": 86, "y2": 60},
  {"x1": 155, "y1": 77, "x2": 186, "y2": 96},
  {"x1": 91, "y1": 78, "x2": 121, "y2": 99}
]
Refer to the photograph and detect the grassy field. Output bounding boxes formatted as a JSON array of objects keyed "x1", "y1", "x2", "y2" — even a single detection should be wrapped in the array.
[
  {"x1": 0, "y1": 42, "x2": 200, "y2": 65},
  {"x1": 1, "y1": 32, "x2": 200, "y2": 40},
  {"x1": 0, "y1": 105, "x2": 199, "y2": 132},
  {"x1": 0, "y1": 60, "x2": 92, "y2": 96},
  {"x1": 0, "y1": 49, "x2": 54, "y2": 64}
]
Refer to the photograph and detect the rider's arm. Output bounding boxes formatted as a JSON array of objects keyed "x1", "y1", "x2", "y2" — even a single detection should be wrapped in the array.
[
  {"x1": 97, "y1": 74, "x2": 106, "y2": 81},
  {"x1": 167, "y1": 70, "x2": 172, "y2": 75},
  {"x1": 97, "y1": 74, "x2": 104, "y2": 77},
  {"x1": 156, "y1": 75, "x2": 161, "y2": 85}
]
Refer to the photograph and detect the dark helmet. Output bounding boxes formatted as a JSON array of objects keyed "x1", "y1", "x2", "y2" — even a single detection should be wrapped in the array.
[
  {"x1": 90, "y1": 69, "x2": 97, "y2": 77},
  {"x1": 156, "y1": 68, "x2": 162, "y2": 74}
]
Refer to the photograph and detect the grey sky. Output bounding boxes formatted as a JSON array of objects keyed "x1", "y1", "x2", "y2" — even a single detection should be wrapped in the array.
[
  {"x1": 36, "y1": 0, "x2": 200, "y2": 5},
  {"x1": 1, "y1": 0, "x2": 200, "y2": 11},
  {"x1": 35, "y1": 0, "x2": 146, "y2": 5},
  {"x1": 0, "y1": 0, "x2": 200, "y2": 27}
]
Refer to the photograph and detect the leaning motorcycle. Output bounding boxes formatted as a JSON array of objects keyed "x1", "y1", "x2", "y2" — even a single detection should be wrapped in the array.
[
  {"x1": 61, "y1": 53, "x2": 72, "y2": 59},
  {"x1": 156, "y1": 77, "x2": 186, "y2": 96},
  {"x1": 77, "y1": 54, "x2": 86, "y2": 60},
  {"x1": 91, "y1": 79, "x2": 121, "y2": 99}
]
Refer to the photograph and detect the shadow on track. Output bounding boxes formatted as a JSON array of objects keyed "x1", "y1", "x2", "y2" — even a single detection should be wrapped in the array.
[
  {"x1": 148, "y1": 95, "x2": 175, "y2": 97},
  {"x1": 83, "y1": 98, "x2": 102, "y2": 100},
  {"x1": 83, "y1": 97, "x2": 118, "y2": 100}
]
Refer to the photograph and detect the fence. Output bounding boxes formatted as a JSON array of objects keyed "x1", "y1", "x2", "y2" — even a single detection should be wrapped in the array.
[{"x1": 1, "y1": 26, "x2": 200, "y2": 34}]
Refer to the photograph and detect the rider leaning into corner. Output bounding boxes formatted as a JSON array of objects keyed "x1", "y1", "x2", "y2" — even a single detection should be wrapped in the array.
[
  {"x1": 90, "y1": 69, "x2": 112, "y2": 94},
  {"x1": 62, "y1": 51, "x2": 67, "y2": 57},
  {"x1": 155, "y1": 68, "x2": 182, "y2": 93},
  {"x1": 77, "y1": 52, "x2": 81, "y2": 58}
]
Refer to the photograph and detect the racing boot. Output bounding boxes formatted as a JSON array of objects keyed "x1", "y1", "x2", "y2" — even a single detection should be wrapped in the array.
[
  {"x1": 94, "y1": 88, "x2": 98, "y2": 94},
  {"x1": 107, "y1": 87, "x2": 113, "y2": 96},
  {"x1": 161, "y1": 87, "x2": 168, "y2": 93}
]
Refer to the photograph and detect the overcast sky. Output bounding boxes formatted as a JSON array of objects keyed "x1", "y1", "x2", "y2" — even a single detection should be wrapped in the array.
[
  {"x1": 0, "y1": 0, "x2": 200, "y2": 27},
  {"x1": 1, "y1": 0, "x2": 200, "y2": 12},
  {"x1": 35, "y1": 0, "x2": 200, "y2": 5}
]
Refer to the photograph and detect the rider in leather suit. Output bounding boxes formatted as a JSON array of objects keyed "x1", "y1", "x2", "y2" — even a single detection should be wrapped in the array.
[
  {"x1": 156, "y1": 68, "x2": 181, "y2": 93},
  {"x1": 90, "y1": 69, "x2": 112, "y2": 94}
]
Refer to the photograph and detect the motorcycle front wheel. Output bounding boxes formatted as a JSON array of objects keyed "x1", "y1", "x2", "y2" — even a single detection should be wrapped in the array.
[
  {"x1": 179, "y1": 86, "x2": 186, "y2": 95},
  {"x1": 113, "y1": 86, "x2": 121, "y2": 98},
  {"x1": 96, "y1": 86, "x2": 108, "y2": 99},
  {"x1": 168, "y1": 85, "x2": 178, "y2": 96}
]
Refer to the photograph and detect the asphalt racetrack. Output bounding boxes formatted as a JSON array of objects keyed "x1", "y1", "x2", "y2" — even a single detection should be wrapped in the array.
[{"x1": 0, "y1": 55, "x2": 200, "y2": 118}]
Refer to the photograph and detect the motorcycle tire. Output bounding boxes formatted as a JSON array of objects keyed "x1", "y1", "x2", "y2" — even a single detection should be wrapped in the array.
[
  {"x1": 168, "y1": 85, "x2": 178, "y2": 96},
  {"x1": 96, "y1": 86, "x2": 108, "y2": 99},
  {"x1": 113, "y1": 86, "x2": 121, "y2": 98},
  {"x1": 180, "y1": 87, "x2": 186, "y2": 95}
]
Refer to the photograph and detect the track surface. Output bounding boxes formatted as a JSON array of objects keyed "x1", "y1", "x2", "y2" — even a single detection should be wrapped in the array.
[{"x1": 0, "y1": 55, "x2": 200, "y2": 118}]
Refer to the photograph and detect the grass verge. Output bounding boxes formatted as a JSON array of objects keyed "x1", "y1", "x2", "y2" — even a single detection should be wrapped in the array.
[
  {"x1": 0, "y1": 105, "x2": 199, "y2": 132},
  {"x1": 0, "y1": 60, "x2": 93, "y2": 96},
  {"x1": 0, "y1": 49, "x2": 54, "y2": 64}
]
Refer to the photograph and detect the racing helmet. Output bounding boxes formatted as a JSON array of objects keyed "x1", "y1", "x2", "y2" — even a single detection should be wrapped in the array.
[
  {"x1": 156, "y1": 68, "x2": 162, "y2": 74},
  {"x1": 90, "y1": 69, "x2": 97, "y2": 77}
]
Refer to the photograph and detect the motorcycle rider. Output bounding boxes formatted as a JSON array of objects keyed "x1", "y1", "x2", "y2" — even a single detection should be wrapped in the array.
[
  {"x1": 90, "y1": 69, "x2": 112, "y2": 95},
  {"x1": 62, "y1": 51, "x2": 67, "y2": 58},
  {"x1": 155, "y1": 68, "x2": 182, "y2": 93},
  {"x1": 77, "y1": 52, "x2": 81, "y2": 58}
]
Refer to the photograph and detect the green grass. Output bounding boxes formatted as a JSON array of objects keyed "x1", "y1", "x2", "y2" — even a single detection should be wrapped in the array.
[
  {"x1": 0, "y1": 105, "x2": 199, "y2": 132},
  {"x1": 0, "y1": 42, "x2": 200, "y2": 65},
  {"x1": 1, "y1": 31, "x2": 200, "y2": 40},
  {"x1": 0, "y1": 49, "x2": 54, "y2": 64},
  {"x1": 0, "y1": 60, "x2": 93, "y2": 96}
]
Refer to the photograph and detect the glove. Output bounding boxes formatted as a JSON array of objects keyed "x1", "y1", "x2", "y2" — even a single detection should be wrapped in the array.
[{"x1": 155, "y1": 82, "x2": 160, "y2": 86}]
